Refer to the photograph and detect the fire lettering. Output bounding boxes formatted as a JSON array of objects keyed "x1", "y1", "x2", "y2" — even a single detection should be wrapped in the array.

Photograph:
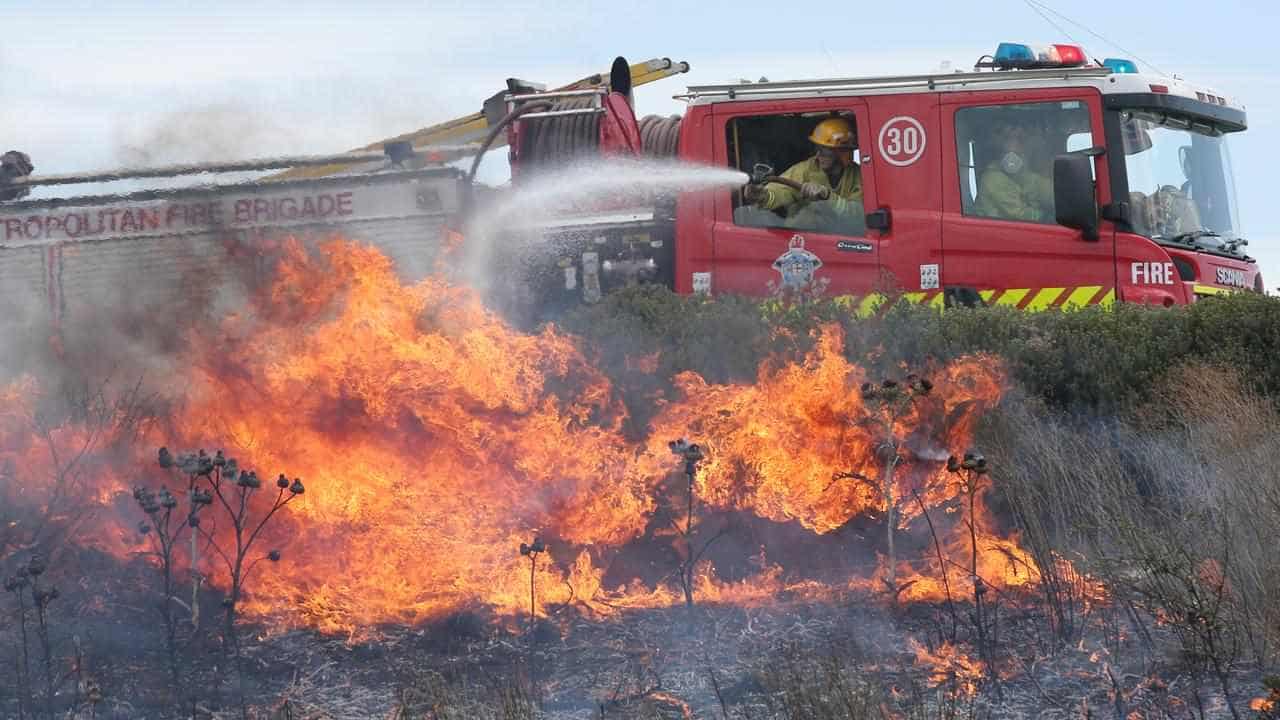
[
  {"x1": 233, "y1": 193, "x2": 355, "y2": 225},
  {"x1": 1130, "y1": 262, "x2": 1175, "y2": 286}
]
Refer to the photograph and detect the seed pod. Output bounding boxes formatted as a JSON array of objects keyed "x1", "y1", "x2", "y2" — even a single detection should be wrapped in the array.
[
  {"x1": 268, "y1": 550, "x2": 281, "y2": 562},
  {"x1": 189, "y1": 515, "x2": 200, "y2": 528},
  {"x1": 530, "y1": 538, "x2": 546, "y2": 553},
  {"x1": 946, "y1": 455, "x2": 960, "y2": 472},
  {"x1": 289, "y1": 479, "x2": 305, "y2": 495},
  {"x1": 277, "y1": 474, "x2": 289, "y2": 489},
  {"x1": 519, "y1": 543, "x2": 530, "y2": 556},
  {"x1": 213, "y1": 450, "x2": 226, "y2": 467},
  {"x1": 137, "y1": 522, "x2": 151, "y2": 535},
  {"x1": 160, "y1": 490, "x2": 177, "y2": 509},
  {"x1": 246, "y1": 472, "x2": 262, "y2": 489},
  {"x1": 223, "y1": 459, "x2": 239, "y2": 479},
  {"x1": 237, "y1": 470, "x2": 252, "y2": 487},
  {"x1": 158, "y1": 447, "x2": 173, "y2": 469}
]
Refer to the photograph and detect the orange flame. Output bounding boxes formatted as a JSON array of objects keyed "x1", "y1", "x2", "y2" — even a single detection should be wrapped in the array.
[{"x1": 1, "y1": 238, "x2": 1068, "y2": 636}]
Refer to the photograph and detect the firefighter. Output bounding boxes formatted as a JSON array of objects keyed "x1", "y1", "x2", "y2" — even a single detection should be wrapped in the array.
[
  {"x1": 742, "y1": 117, "x2": 863, "y2": 232},
  {"x1": 974, "y1": 120, "x2": 1053, "y2": 223},
  {"x1": 0, "y1": 151, "x2": 34, "y2": 202}
]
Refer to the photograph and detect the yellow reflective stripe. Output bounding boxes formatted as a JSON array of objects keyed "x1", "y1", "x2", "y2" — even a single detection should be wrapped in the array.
[
  {"x1": 978, "y1": 289, "x2": 997, "y2": 304},
  {"x1": 856, "y1": 293, "x2": 885, "y2": 318},
  {"x1": 1096, "y1": 288, "x2": 1116, "y2": 307},
  {"x1": 1060, "y1": 285, "x2": 1101, "y2": 309},
  {"x1": 903, "y1": 292, "x2": 927, "y2": 304},
  {"x1": 1024, "y1": 288, "x2": 1065, "y2": 312},
  {"x1": 832, "y1": 295, "x2": 856, "y2": 310},
  {"x1": 1193, "y1": 284, "x2": 1231, "y2": 296},
  {"x1": 994, "y1": 288, "x2": 1029, "y2": 307},
  {"x1": 929, "y1": 292, "x2": 946, "y2": 310}
]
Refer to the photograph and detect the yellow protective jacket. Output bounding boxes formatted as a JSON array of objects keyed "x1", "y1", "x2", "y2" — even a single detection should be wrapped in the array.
[
  {"x1": 760, "y1": 156, "x2": 863, "y2": 218},
  {"x1": 974, "y1": 165, "x2": 1053, "y2": 223}
]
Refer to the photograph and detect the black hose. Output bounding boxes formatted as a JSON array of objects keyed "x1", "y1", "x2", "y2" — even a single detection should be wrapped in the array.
[{"x1": 466, "y1": 100, "x2": 554, "y2": 187}]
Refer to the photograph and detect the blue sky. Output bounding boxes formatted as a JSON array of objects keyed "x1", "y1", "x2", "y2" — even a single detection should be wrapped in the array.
[{"x1": 3, "y1": 0, "x2": 1278, "y2": 281}]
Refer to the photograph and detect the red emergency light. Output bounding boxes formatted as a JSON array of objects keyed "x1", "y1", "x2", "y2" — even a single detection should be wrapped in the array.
[{"x1": 1052, "y1": 44, "x2": 1087, "y2": 66}]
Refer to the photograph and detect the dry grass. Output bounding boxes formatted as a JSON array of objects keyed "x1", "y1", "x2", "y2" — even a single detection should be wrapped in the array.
[{"x1": 980, "y1": 362, "x2": 1280, "y2": 717}]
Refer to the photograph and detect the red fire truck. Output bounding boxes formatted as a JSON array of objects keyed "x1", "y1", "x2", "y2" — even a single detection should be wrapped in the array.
[
  {"x1": 0, "y1": 47, "x2": 1258, "y2": 329},
  {"x1": 492, "y1": 45, "x2": 1257, "y2": 315}
]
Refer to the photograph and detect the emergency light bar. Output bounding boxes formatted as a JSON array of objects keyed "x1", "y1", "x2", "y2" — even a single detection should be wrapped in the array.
[{"x1": 984, "y1": 42, "x2": 1089, "y2": 70}]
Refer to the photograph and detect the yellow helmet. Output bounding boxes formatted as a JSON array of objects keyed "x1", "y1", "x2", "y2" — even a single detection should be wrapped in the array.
[{"x1": 809, "y1": 117, "x2": 854, "y2": 149}]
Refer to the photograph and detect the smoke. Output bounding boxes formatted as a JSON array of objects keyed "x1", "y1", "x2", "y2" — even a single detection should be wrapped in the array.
[{"x1": 112, "y1": 103, "x2": 291, "y2": 168}]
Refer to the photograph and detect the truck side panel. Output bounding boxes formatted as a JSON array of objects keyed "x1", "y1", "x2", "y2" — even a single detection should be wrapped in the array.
[{"x1": 864, "y1": 93, "x2": 943, "y2": 295}]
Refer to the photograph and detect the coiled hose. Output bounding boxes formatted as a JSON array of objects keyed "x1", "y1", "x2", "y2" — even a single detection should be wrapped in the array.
[
  {"x1": 638, "y1": 115, "x2": 682, "y2": 158},
  {"x1": 517, "y1": 97, "x2": 601, "y2": 174}
]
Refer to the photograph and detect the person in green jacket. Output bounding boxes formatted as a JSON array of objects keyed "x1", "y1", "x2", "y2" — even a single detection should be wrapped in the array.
[
  {"x1": 974, "y1": 120, "x2": 1053, "y2": 223},
  {"x1": 742, "y1": 117, "x2": 864, "y2": 234}
]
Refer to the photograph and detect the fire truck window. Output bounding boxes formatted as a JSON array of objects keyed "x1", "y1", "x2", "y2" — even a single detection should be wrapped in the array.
[
  {"x1": 727, "y1": 113, "x2": 866, "y2": 237},
  {"x1": 955, "y1": 101, "x2": 1092, "y2": 225}
]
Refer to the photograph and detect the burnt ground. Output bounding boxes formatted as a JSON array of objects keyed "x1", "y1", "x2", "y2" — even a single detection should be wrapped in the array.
[
  {"x1": 16, "y1": 549, "x2": 1263, "y2": 720},
  {"x1": 1, "y1": 523, "x2": 1271, "y2": 720}
]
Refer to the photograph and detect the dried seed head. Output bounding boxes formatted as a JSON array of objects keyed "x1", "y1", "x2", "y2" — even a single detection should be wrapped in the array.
[
  {"x1": 160, "y1": 490, "x2": 177, "y2": 509},
  {"x1": 137, "y1": 522, "x2": 151, "y2": 536},
  {"x1": 289, "y1": 479, "x2": 305, "y2": 495},
  {"x1": 267, "y1": 550, "x2": 281, "y2": 562},
  {"x1": 189, "y1": 515, "x2": 200, "y2": 528},
  {"x1": 519, "y1": 543, "x2": 530, "y2": 556},
  {"x1": 530, "y1": 538, "x2": 546, "y2": 553},
  {"x1": 158, "y1": 447, "x2": 173, "y2": 469},
  {"x1": 946, "y1": 455, "x2": 960, "y2": 473},
  {"x1": 213, "y1": 450, "x2": 226, "y2": 467},
  {"x1": 277, "y1": 474, "x2": 289, "y2": 489}
]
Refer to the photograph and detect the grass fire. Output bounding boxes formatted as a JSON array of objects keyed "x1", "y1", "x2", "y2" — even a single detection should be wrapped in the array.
[{"x1": 3, "y1": 237, "x2": 1280, "y2": 718}]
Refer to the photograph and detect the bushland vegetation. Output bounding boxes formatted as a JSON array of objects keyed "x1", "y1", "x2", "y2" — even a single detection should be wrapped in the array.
[{"x1": 563, "y1": 288, "x2": 1280, "y2": 712}]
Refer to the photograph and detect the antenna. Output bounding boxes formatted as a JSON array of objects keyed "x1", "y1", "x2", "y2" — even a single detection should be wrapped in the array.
[{"x1": 1020, "y1": 0, "x2": 1170, "y2": 76}]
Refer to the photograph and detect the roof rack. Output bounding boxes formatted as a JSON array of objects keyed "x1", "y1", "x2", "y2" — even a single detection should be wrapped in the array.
[{"x1": 676, "y1": 66, "x2": 1113, "y2": 100}]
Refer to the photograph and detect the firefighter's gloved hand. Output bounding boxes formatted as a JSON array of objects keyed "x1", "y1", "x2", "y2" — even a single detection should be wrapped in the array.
[
  {"x1": 800, "y1": 182, "x2": 830, "y2": 201},
  {"x1": 742, "y1": 184, "x2": 766, "y2": 204}
]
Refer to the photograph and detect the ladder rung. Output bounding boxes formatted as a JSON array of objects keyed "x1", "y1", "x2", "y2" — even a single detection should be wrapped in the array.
[{"x1": 516, "y1": 108, "x2": 607, "y2": 120}]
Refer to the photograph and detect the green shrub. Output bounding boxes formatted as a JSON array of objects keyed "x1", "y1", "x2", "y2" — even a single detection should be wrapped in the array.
[{"x1": 561, "y1": 287, "x2": 1280, "y2": 416}]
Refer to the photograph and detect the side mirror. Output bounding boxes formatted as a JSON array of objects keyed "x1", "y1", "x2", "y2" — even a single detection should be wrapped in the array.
[{"x1": 1054, "y1": 153, "x2": 1099, "y2": 241}]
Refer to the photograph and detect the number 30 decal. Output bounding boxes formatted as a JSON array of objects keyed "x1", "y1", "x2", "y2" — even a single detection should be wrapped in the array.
[{"x1": 878, "y1": 116, "x2": 927, "y2": 167}]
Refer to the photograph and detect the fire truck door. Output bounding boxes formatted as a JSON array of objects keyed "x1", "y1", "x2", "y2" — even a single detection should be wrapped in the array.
[
  {"x1": 710, "y1": 99, "x2": 877, "y2": 296},
  {"x1": 941, "y1": 94, "x2": 1116, "y2": 309},
  {"x1": 864, "y1": 94, "x2": 944, "y2": 300}
]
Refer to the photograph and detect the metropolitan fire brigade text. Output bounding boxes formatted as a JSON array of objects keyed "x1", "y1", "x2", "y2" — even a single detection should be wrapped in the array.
[{"x1": 2, "y1": 191, "x2": 354, "y2": 243}]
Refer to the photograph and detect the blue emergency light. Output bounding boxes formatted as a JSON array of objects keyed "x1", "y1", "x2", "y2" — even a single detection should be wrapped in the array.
[
  {"x1": 1102, "y1": 58, "x2": 1139, "y2": 74},
  {"x1": 994, "y1": 43, "x2": 1037, "y2": 65}
]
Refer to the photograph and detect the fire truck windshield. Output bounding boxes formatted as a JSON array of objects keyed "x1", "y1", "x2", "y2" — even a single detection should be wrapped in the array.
[{"x1": 1117, "y1": 109, "x2": 1243, "y2": 253}]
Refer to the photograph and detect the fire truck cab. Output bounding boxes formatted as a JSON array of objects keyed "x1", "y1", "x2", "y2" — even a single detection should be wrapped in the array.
[{"x1": 663, "y1": 44, "x2": 1255, "y2": 309}]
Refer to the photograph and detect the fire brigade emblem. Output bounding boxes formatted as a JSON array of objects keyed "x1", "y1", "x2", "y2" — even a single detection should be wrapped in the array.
[{"x1": 772, "y1": 235, "x2": 823, "y2": 289}]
